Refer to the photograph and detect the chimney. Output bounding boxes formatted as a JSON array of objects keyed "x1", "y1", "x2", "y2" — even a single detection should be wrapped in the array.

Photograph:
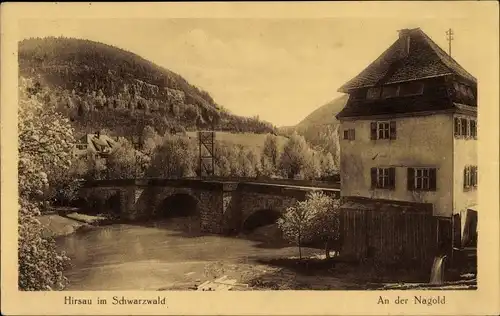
[{"x1": 398, "y1": 29, "x2": 411, "y2": 58}]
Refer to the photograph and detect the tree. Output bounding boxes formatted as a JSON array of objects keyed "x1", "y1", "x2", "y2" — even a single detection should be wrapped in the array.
[
  {"x1": 260, "y1": 155, "x2": 275, "y2": 178},
  {"x1": 278, "y1": 192, "x2": 340, "y2": 259},
  {"x1": 141, "y1": 125, "x2": 162, "y2": 155},
  {"x1": 262, "y1": 134, "x2": 280, "y2": 175},
  {"x1": 183, "y1": 103, "x2": 200, "y2": 126},
  {"x1": 45, "y1": 159, "x2": 83, "y2": 207},
  {"x1": 277, "y1": 198, "x2": 316, "y2": 259},
  {"x1": 148, "y1": 135, "x2": 197, "y2": 178},
  {"x1": 107, "y1": 139, "x2": 145, "y2": 179},
  {"x1": 320, "y1": 152, "x2": 337, "y2": 177},
  {"x1": 278, "y1": 133, "x2": 315, "y2": 179},
  {"x1": 18, "y1": 78, "x2": 75, "y2": 290},
  {"x1": 307, "y1": 192, "x2": 341, "y2": 258}
]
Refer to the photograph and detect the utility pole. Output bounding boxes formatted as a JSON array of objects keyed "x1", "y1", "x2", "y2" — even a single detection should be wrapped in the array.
[{"x1": 446, "y1": 28, "x2": 454, "y2": 57}]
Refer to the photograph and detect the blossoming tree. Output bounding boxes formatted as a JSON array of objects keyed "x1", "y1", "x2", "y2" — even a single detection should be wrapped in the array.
[{"x1": 18, "y1": 79, "x2": 75, "y2": 290}]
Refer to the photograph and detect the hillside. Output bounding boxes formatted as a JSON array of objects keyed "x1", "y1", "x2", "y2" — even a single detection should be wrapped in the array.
[
  {"x1": 296, "y1": 95, "x2": 349, "y2": 129},
  {"x1": 278, "y1": 95, "x2": 348, "y2": 158},
  {"x1": 185, "y1": 131, "x2": 289, "y2": 151},
  {"x1": 18, "y1": 37, "x2": 275, "y2": 137}
]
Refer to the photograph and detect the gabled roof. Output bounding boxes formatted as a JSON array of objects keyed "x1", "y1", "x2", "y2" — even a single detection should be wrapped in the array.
[
  {"x1": 80, "y1": 134, "x2": 117, "y2": 154},
  {"x1": 338, "y1": 28, "x2": 476, "y2": 93}
]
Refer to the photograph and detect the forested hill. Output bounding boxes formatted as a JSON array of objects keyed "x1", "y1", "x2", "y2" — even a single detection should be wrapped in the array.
[{"x1": 19, "y1": 37, "x2": 275, "y2": 137}]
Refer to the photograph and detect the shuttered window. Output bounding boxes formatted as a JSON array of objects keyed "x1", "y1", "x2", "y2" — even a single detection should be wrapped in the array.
[
  {"x1": 371, "y1": 167, "x2": 396, "y2": 190},
  {"x1": 470, "y1": 120, "x2": 477, "y2": 139},
  {"x1": 389, "y1": 121, "x2": 397, "y2": 140},
  {"x1": 371, "y1": 121, "x2": 396, "y2": 140},
  {"x1": 454, "y1": 118, "x2": 461, "y2": 137},
  {"x1": 461, "y1": 118, "x2": 468, "y2": 136},
  {"x1": 370, "y1": 122, "x2": 377, "y2": 140},
  {"x1": 343, "y1": 129, "x2": 355, "y2": 140},
  {"x1": 464, "y1": 165, "x2": 478, "y2": 190},
  {"x1": 455, "y1": 116, "x2": 477, "y2": 140},
  {"x1": 407, "y1": 167, "x2": 437, "y2": 191}
]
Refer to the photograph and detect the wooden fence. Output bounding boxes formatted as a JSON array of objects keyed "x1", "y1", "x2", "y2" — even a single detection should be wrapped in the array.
[{"x1": 341, "y1": 207, "x2": 438, "y2": 268}]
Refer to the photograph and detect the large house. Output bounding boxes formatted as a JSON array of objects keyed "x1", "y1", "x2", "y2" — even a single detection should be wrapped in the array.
[{"x1": 336, "y1": 28, "x2": 477, "y2": 264}]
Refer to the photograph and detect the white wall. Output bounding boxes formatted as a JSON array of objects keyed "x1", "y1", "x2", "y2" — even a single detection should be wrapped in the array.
[
  {"x1": 453, "y1": 114, "x2": 478, "y2": 215},
  {"x1": 339, "y1": 113, "x2": 454, "y2": 216}
]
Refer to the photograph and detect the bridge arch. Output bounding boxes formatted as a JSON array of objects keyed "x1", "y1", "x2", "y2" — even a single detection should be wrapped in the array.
[
  {"x1": 157, "y1": 193, "x2": 200, "y2": 219},
  {"x1": 104, "y1": 190, "x2": 122, "y2": 215},
  {"x1": 242, "y1": 209, "x2": 282, "y2": 233}
]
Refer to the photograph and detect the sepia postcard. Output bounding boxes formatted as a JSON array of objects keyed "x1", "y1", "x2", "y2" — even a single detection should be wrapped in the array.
[{"x1": 1, "y1": 2, "x2": 499, "y2": 315}]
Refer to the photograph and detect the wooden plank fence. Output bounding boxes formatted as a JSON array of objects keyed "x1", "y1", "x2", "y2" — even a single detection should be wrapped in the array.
[{"x1": 341, "y1": 207, "x2": 438, "y2": 268}]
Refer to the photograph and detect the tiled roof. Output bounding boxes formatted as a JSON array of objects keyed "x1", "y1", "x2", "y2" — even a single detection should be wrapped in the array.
[
  {"x1": 338, "y1": 28, "x2": 476, "y2": 93},
  {"x1": 85, "y1": 134, "x2": 117, "y2": 153}
]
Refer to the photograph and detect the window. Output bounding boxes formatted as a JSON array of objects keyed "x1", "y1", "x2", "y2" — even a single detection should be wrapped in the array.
[
  {"x1": 378, "y1": 122, "x2": 390, "y2": 139},
  {"x1": 381, "y1": 85, "x2": 400, "y2": 99},
  {"x1": 454, "y1": 117, "x2": 461, "y2": 137},
  {"x1": 371, "y1": 167, "x2": 395, "y2": 189},
  {"x1": 371, "y1": 121, "x2": 396, "y2": 140},
  {"x1": 466, "y1": 87, "x2": 475, "y2": 99},
  {"x1": 464, "y1": 166, "x2": 478, "y2": 190},
  {"x1": 470, "y1": 120, "x2": 477, "y2": 138},
  {"x1": 366, "y1": 87, "x2": 381, "y2": 100},
  {"x1": 461, "y1": 118, "x2": 468, "y2": 136},
  {"x1": 455, "y1": 117, "x2": 477, "y2": 139},
  {"x1": 453, "y1": 82, "x2": 476, "y2": 103},
  {"x1": 399, "y1": 81, "x2": 424, "y2": 96},
  {"x1": 343, "y1": 129, "x2": 355, "y2": 140},
  {"x1": 343, "y1": 130, "x2": 349, "y2": 140},
  {"x1": 407, "y1": 167, "x2": 437, "y2": 191}
]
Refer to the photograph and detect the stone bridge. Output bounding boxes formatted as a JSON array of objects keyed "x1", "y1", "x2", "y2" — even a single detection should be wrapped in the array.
[{"x1": 81, "y1": 178, "x2": 341, "y2": 234}]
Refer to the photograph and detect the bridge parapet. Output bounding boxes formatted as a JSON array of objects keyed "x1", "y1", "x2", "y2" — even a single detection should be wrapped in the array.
[{"x1": 80, "y1": 177, "x2": 341, "y2": 234}]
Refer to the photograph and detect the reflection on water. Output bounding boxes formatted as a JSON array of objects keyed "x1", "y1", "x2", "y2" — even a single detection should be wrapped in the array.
[{"x1": 56, "y1": 218, "x2": 305, "y2": 291}]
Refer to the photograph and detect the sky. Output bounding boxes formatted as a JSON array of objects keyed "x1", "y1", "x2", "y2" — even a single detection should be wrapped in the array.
[{"x1": 19, "y1": 18, "x2": 479, "y2": 127}]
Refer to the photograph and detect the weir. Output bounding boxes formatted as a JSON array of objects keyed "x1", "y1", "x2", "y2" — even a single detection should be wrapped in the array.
[{"x1": 429, "y1": 254, "x2": 447, "y2": 284}]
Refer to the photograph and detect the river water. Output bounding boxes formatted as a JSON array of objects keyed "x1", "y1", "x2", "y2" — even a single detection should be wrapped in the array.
[{"x1": 56, "y1": 219, "x2": 315, "y2": 291}]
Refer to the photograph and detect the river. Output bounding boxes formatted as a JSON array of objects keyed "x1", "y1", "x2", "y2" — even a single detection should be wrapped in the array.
[{"x1": 56, "y1": 218, "x2": 319, "y2": 291}]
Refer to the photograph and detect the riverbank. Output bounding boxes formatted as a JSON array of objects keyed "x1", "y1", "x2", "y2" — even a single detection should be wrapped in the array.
[
  {"x1": 37, "y1": 211, "x2": 107, "y2": 238},
  {"x1": 156, "y1": 253, "x2": 477, "y2": 291}
]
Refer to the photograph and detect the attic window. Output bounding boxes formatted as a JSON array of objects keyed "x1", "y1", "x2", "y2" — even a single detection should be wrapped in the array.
[
  {"x1": 399, "y1": 82, "x2": 424, "y2": 96},
  {"x1": 366, "y1": 87, "x2": 382, "y2": 100},
  {"x1": 381, "y1": 85, "x2": 400, "y2": 99},
  {"x1": 453, "y1": 82, "x2": 476, "y2": 103}
]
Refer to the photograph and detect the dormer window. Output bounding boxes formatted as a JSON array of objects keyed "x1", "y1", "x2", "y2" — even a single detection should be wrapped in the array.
[
  {"x1": 453, "y1": 81, "x2": 476, "y2": 104},
  {"x1": 366, "y1": 82, "x2": 425, "y2": 100},
  {"x1": 381, "y1": 85, "x2": 399, "y2": 99},
  {"x1": 399, "y1": 81, "x2": 424, "y2": 96},
  {"x1": 366, "y1": 87, "x2": 381, "y2": 100}
]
